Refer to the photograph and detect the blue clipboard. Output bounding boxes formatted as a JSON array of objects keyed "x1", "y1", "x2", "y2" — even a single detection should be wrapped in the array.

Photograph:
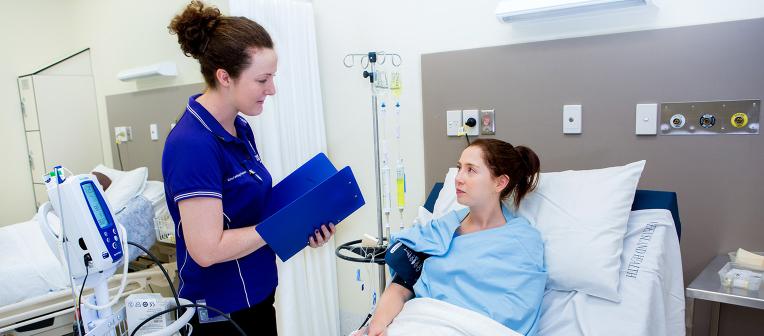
[{"x1": 256, "y1": 153, "x2": 365, "y2": 261}]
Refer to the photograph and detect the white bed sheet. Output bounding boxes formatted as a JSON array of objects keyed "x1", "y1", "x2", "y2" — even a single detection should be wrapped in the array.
[
  {"x1": 538, "y1": 209, "x2": 685, "y2": 336},
  {"x1": 0, "y1": 217, "x2": 69, "y2": 307}
]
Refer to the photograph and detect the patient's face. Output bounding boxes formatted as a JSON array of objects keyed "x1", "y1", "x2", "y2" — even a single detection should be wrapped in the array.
[{"x1": 455, "y1": 146, "x2": 499, "y2": 207}]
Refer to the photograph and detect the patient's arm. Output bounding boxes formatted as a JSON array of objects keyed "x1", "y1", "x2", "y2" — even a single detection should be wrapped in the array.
[{"x1": 368, "y1": 282, "x2": 414, "y2": 334}]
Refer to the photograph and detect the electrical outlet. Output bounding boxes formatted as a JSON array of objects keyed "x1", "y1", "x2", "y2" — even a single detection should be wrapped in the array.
[
  {"x1": 447, "y1": 110, "x2": 462, "y2": 136},
  {"x1": 114, "y1": 126, "x2": 129, "y2": 142},
  {"x1": 462, "y1": 109, "x2": 479, "y2": 136}
]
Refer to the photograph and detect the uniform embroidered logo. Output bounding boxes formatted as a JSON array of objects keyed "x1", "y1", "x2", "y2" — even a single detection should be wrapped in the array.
[
  {"x1": 226, "y1": 171, "x2": 247, "y2": 182},
  {"x1": 255, "y1": 154, "x2": 262, "y2": 163}
]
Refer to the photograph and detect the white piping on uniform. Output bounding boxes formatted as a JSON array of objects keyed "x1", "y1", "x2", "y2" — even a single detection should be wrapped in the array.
[
  {"x1": 224, "y1": 212, "x2": 251, "y2": 307},
  {"x1": 178, "y1": 220, "x2": 188, "y2": 294},
  {"x1": 246, "y1": 139, "x2": 261, "y2": 163},
  {"x1": 187, "y1": 105, "x2": 213, "y2": 133},
  {"x1": 174, "y1": 191, "x2": 222, "y2": 202}
]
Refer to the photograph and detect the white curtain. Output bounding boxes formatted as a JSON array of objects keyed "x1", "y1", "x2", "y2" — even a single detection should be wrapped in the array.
[{"x1": 229, "y1": 1, "x2": 339, "y2": 335}]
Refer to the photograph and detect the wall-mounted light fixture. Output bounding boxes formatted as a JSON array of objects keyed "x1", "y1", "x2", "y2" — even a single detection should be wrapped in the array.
[{"x1": 117, "y1": 62, "x2": 177, "y2": 81}]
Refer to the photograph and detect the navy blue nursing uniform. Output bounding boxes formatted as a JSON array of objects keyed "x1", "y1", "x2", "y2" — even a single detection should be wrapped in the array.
[{"x1": 162, "y1": 94, "x2": 275, "y2": 315}]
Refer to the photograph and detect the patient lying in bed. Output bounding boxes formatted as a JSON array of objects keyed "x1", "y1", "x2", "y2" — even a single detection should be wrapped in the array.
[{"x1": 356, "y1": 139, "x2": 547, "y2": 336}]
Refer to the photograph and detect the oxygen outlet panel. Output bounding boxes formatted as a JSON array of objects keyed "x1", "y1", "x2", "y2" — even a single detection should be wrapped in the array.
[{"x1": 659, "y1": 100, "x2": 760, "y2": 135}]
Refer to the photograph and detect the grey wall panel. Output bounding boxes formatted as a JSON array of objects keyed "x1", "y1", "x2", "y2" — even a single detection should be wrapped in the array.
[
  {"x1": 422, "y1": 18, "x2": 764, "y2": 335},
  {"x1": 106, "y1": 83, "x2": 205, "y2": 181}
]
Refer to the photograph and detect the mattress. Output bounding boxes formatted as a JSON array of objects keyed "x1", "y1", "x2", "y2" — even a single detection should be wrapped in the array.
[{"x1": 538, "y1": 209, "x2": 685, "y2": 336}]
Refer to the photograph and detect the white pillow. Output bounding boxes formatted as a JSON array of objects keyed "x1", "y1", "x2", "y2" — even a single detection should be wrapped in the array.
[
  {"x1": 414, "y1": 206, "x2": 434, "y2": 226},
  {"x1": 92, "y1": 164, "x2": 126, "y2": 182},
  {"x1": 432, "y1": 168, "x2": 467, "y2": 219},
  {"x1": 104, "y1": 167, "x2": 148, "y2": 212},
  {"x1": 515, "y1": 160, "x2": 645, "y2": 302},
  {"x1": 141, "y1": 180, "x2": 169, "y2": 219}
]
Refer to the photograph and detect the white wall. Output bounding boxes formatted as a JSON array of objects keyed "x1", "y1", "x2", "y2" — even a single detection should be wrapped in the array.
[
  {"x1": 310, "y1": 0, "x2": 764, "y2": 334},
  {"x1": 0, "y1": 0, "x2": 227, "y2": 226},
  {"x1": 0, "y1": 2, "x2": 80, "y2": 225},
  {"x1": 69, "y1": 0, "x2": 229, "y2": 174}
]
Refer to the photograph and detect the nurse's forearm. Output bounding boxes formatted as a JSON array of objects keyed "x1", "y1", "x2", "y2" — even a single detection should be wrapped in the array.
[
  {"x1": 216, "y1": 227, "x2": 268, "y2": 262},
  {"x1": 188, "y1": 226, "x2": 267, "y2": 267},
  {"x1": 179, "y1": 197, "x2": 267, "y2": 267},
  {"x1": 369, "y1": 283, "x2": 413, "y2": 330}
]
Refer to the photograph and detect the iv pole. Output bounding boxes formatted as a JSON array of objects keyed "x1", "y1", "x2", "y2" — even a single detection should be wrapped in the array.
[{"x1": 342, "y1": 51, "x2": 402, "y2": 295}]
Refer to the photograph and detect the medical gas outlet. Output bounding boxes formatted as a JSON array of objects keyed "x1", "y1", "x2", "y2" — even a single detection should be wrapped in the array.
[
  {"x1": 699, "y1": 114, "x2": 716, "y2": 129},
  {"x1": 659, "y1": 100, "x2": 760, "y2": 135},
  {"x1": 670, "y1": 114, "x2": 685, "y2": 128},
  {"x1": 731, "y1": 113, "x2": 748, "y2": 128}
]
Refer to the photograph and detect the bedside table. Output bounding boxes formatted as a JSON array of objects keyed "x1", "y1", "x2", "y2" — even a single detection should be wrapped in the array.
[{"x1": 685, "y1": 255, "x2": 764, "y2": 336}]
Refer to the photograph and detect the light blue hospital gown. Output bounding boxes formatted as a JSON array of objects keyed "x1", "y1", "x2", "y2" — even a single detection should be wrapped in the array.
[{"x1": 391, "y1": 204, "x2": 547, "y2": 336}]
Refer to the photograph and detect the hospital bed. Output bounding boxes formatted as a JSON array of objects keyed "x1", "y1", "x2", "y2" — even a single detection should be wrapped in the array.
[
  {"x1": 0, "y1": 267, "x2": 167, "y2": 335},
  {"x1": 418, "y1": 183, "x2": 685, "y2": 336},
  {"x1": 0, "y1": 167, "x2": 173, "y2": 335}
]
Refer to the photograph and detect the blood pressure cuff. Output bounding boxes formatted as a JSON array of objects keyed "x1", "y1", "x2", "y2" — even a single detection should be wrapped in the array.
[{"x1": 385, "y1": 240, "x2": 430, "y2": 291}]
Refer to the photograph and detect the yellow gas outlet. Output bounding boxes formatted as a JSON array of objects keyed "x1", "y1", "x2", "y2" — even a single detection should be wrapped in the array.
[{"x1": 731, "y1": 113, "x2": 748, "y2": 128}]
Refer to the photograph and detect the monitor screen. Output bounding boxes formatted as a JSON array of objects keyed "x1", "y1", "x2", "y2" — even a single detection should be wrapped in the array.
[{"x1": 82, "y1": 183, "x2": 112, "y2": 229}]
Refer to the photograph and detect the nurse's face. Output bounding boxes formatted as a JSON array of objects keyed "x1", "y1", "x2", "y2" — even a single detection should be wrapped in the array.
[
  {"x1": 455, "y1": 146, "x2": 505, "y2": 207},
  {"x1": 231, "y1": 47, "x2": 277, "y2": 117}
]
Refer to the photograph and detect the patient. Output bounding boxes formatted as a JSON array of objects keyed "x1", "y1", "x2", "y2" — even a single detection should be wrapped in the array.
[{"x1": 360, "y1": 139, "x2": 547, "y2": 336}]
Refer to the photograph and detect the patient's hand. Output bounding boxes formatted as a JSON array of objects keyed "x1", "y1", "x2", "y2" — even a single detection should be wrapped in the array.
[
  {"x1": 352, "y1": 324, "x2": 386, "y2": 336},
  {"x1": 309, "y1": 223, "x2": 335, "y2": 248},
  {"x1": 366, "y1": 322, "x2": 387, "y2": 336}
]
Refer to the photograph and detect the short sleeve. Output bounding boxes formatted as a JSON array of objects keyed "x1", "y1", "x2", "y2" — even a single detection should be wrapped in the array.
[{"x1": 162, "y1": 135, "x2": 223, "y2": 204}]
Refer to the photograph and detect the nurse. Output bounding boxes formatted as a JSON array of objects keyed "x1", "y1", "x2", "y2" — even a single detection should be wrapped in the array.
[
  {"x1": 362, "y1": 139, "x2": 547, "y2": 336},
  {"x1": 163, "y1": 1, "x2": 334, "y2": 335}
]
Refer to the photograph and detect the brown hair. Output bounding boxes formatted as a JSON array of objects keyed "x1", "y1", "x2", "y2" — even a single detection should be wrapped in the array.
[
  {"x1": 469, "y1": 139, "x2": 540, "y2": 208},
  {"x1": 168, "y1": 0, "x2": 273, "y2": 88}
]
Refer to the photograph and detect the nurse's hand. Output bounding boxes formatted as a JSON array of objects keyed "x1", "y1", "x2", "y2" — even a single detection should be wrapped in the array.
[{"x1": 308, "y1": 223, "x2": 336, "y2": 248}]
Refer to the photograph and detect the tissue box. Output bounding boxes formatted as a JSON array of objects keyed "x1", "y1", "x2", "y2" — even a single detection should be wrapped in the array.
[{"x1": 718, "y1": 262, "x2": 763, "y2": 291}]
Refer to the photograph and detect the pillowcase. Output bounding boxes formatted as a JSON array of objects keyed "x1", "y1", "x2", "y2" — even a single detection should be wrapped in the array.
[
  {"x1": 431, "y1": 168, "x2": 467, "y2": 219},
  {"x1": 92, "y1": 164, "x2": 126, "y2": 182},
  {"x1": 103, "y1": 167, "x2": 148, "y2": 212},
  {"x1": 515, "y1": 160, "x2": 645, "y2": 302},
  {"x1": 141, "y1": 180, "x2": 169, "y2": 219}
]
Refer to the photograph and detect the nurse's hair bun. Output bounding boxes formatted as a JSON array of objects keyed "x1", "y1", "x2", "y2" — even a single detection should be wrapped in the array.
[{"x1": 168, "y1": 0, "x2": 222, "y2": 58}]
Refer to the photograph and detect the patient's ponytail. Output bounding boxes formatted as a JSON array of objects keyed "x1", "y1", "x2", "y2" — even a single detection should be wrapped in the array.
[
  {"x1": 469, "y1": 139, "x2": 540, "y2": 209},
  {"x1": 511, "y1": 145, "x2": 540, "y2": 207}
]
